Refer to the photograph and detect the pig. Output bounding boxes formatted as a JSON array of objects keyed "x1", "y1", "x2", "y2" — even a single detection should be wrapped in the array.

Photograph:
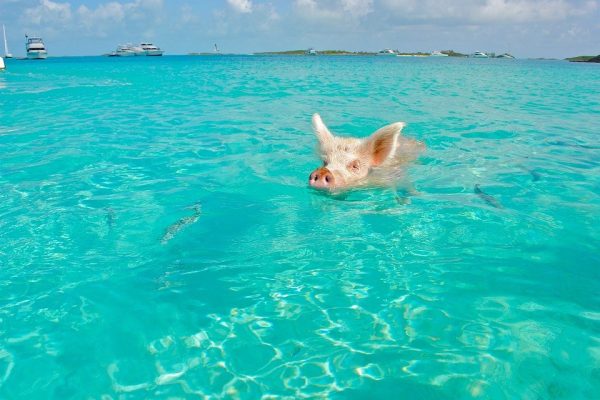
[{"x1": 308, "y1": 113, "x2": 425, "y2": 192}]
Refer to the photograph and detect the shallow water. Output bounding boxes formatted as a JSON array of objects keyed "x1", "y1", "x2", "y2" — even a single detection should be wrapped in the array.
[{"x1": 1, "y1": 55, "x2": 599, "y2": 399}]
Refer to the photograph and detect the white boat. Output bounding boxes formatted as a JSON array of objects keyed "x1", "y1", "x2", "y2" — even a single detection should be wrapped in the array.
[
  {"x1": 139, "y1": 43, "x2": 163, "y2": 56},
  {"x1": 471, "y1": 51, "x2": 488, "y2": 58},
  {"x1": 430, "y1": 50, "x2": 448, "y2": 57},
  {"x1": 26, "y1": 35, "x2": 47, "y2": 59},
  {"x1": 108, "y1": 44, "x2": 137, "y2": 56},
  {"x1": 108, "y1": 43, "x2": 163, "y2": 56},
  {"x1": 497, "y1": 53, "x2": 515, "y2": 59},
  {"x1": 0, "y1": 56, "x2": 5, "y2": 70},
  {"x1": 3, "y1": 25, "x2": 12, "y2": 58},
  {"x1": 125, "y1": 44, "x2": 142, "y2": 56},
  {"x1": 377, "y1": 49, "x2": 396, "y2": 56},
  {"x1": 306, "y1": 48, "x2": 318, "y2": 56}
]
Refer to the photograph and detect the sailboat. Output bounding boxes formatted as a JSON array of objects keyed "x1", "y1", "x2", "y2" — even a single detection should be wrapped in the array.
[{"x1": 3, "y1": 24, "x2": 12, "y2": 58}]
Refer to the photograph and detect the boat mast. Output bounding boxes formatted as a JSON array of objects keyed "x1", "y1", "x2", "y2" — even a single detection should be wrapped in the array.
[{"x1": 3, "y1": 24, "x2": 9, "y2": 56}]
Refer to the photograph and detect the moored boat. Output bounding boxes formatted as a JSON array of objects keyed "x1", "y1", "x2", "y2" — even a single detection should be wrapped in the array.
[
  {"x1": 3, "y1": 25, "x2": 12, "y2": 58},
  {"x1": 471, "y1": 51, "x2": 489, "y2": 58},
  {"x1": 26, "y1": 35, "x2": 47, "y2": 59},
  {"x1": 377, "y1": 49, "x2": 396, "y2": 56},
  {"x1": 116, "y1": 44, "x2": 139, "y2": 56},
  {"x1": 430, "y1": 50, "x2": 448, "y2": 57},
  {"x1": 108, "y1": 43, "x2": 163, "y2": 56},
  {"x1": 140, "y1": 43, "x2": 163, "y2": 56}
]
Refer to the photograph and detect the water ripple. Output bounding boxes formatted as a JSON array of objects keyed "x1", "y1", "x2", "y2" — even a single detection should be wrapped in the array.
[{"x1": 0, "y1": 56, "x2": 599, "y2": 398}]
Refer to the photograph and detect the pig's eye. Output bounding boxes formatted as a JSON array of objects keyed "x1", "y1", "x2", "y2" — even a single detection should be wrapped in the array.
[{"x1": 347, "y1": 160, "x2": 361, "y2": 173}]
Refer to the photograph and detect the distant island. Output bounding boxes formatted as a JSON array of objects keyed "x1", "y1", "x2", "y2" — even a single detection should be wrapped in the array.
[
  {"x1": 188, "y1": 52, "x2": 224, "y2": 56},
  {"x1": 253, "y1": 49, "x2": 472, "y2": 57},
  {"x1": 254, "y1": 50, "x2": 376, "y2": 56},
  {"x1": 437, "y1": 50, "x2": 468, "y2": 57},
  {"x1": 566, "y1": 55, "x2": 600, "y2": 63},
  {"x1": 181, "y1": 49, "x2": 526, "y2": 58},
  {"x1": 396, "y1": 52, "x2": 434, "y2": 57}
]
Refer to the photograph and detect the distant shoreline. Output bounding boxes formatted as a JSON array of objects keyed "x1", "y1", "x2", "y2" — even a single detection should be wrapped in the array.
[
  {"x1": 254, "y1": 50, "x2": 375, "y2": 56},
  {"x1": 566, "y1": 55, "x2": 600, "y2": 63},
  {"x1": 4, "y1": 52, "x2": 598, "y2": 61},
  {"x1": 253, "y1": 49, "x2": 471, "y2": 57}
]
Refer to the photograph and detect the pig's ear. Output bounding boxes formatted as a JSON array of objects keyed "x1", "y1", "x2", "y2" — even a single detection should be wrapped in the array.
[
  {"x1": 312, "y1": 113, "x2": 334, "y2": 147},
  {"x1": 362, "y1": 122, "x2": 405, "y2": 167}
]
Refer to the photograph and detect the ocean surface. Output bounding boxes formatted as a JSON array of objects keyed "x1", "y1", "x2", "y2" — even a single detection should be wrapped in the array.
[{"x1": 0, "y1": 55, "x2": 599, "y2": 399}]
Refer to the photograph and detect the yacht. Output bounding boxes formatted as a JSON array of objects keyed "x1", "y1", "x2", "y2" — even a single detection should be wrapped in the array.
[
  {"x1": 305, "y1": 48, "x2": 318, "y2": 56},
  {"x1": 25, "y1": 35, "x2": 47, "y2": 59},
  {"x1": 496, "y1": 53, "x2": 515, "y2": 59},
  {"x1": 108, "y1": 44, "x2": 139, "y2": 56},
  {"x1": 430, "y1": 50, "x2": 448, "y2": 57},
  {"x1": 139, "y1": 43, "x2": 163, "y2": 56},
  {"x1": 108, "y1": 43, "x2": 163, "y2": 56},
  {"x1": 3, "y1": 25, "x2": 12, "y2": 58},
  {"x1": 471, "y1": 51, "x2": 489, "y2": 58},
  {"x1": 377, "y1": 49, "x2": 396, "y2": 56}
]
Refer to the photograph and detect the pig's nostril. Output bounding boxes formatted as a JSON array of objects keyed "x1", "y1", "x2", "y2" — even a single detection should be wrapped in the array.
[{"x1": 309, "y1": 168, "x2": 334, "y2": 188}]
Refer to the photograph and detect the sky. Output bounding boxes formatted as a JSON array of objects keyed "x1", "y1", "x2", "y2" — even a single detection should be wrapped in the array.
[{"x1": 0, "y1": 0, "x2": 598, "y2": 58}]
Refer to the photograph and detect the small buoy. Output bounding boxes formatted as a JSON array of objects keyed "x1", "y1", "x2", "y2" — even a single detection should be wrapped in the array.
[{"x1": 0, "y1": 56, "x2": 5, "y2": 70}]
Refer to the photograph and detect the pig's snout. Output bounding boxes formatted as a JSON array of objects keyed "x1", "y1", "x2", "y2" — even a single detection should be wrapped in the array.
[{"x1": 309, "y1": 167, "x2": 335, "y2": 189}]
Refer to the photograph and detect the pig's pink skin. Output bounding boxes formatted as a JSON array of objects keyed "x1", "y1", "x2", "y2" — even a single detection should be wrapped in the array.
[
  {"x1": 309, "y1": 167, "x2": 337, "y2": 189},
  {"x1": 309, "y1": 114, "x2": 424, "y2": 192}
]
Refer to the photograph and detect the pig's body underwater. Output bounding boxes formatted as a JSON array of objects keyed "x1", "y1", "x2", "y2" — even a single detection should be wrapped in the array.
[{"x1": 308, "y1": 114, "x2": 425, "y2": 192}]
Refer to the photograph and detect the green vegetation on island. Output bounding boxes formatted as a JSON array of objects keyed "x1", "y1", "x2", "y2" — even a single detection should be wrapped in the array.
[
  {"x1": 254, "y1": 49, "x2": 473, "y2": 57},
  {"x1": 195, "y1": 49, "x2": 520, "y2": 58},
  {"x1": 254, "y1": 49, "x2": 305, "y2": 55},
  {"x1": 188, "y1": 52, "x2": 221, "y2": 56},
  {"x1": 396, "y1": 52, "x2": 430, "y2": 57},
  {"x1": 388, "y1": 50, "x2": 468, "y2": 57},
  {"x1": 440, "y1": 50, "x2": 468, "y2": 57},
  {"x1": 566, "y1": 55, "x2": 600, "y2": 63},
  {"x1": 254, "y1": 49, "x2": 376, "y2": 56},
  {"x1": 320, "y1": 50, "x2": 376, "y2": 55}
]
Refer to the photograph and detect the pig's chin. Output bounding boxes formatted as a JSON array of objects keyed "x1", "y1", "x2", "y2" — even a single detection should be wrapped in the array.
[
  {"x1": 310, "y1": 182, "x2": 343, "y2": 193},
  {"x1": 312, "y1": 184, "x2": 343, "y2": 193}
]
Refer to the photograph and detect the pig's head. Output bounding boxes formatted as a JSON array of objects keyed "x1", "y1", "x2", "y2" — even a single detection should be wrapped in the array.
[{"x1": 308, "y1": 113, "x2": 406, "y2": 191}]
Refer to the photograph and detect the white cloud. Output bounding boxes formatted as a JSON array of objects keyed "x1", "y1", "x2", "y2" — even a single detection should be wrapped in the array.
[
  {"x1": 227, "y1": 0, "x2": 253, "y2": 13},
  {"x1": 294, "y1": 0, "x2": 373, "y2": 21},
  {"x1": 23, "y1": 0, "x2": 72, "y2": 26},
  {"x1": 341, "y1": 0, "x2": 373, "y2": 18},
  {"x1": 294, "y1": 0, "x2": 335, "y2": 19},
  {"x1": 210, "y1": 1, "x2": 280, "y2": 37},
  {"x1": 179, "y1": 4, "x2": 201, "y2": 25},
  {"x1": 475, "y1": 0, "x2": 597, "y2": 22},
  {"x1": 380, "y1": 0, "x2": 599, "y2": 23},
  {"x1": 7, "y1": 0, "x2": 599, "y2": 57},
  {"x1": 21, "y1": 0, "x2": 164, "y2": 37},
  {"x1": 77, "y1": 2, "x2": 126, "y2": 24}
]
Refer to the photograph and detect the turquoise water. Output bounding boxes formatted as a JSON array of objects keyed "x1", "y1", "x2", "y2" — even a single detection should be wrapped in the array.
[{"x1": 1, "y1": 55, "x2": 599, "y2": 398}]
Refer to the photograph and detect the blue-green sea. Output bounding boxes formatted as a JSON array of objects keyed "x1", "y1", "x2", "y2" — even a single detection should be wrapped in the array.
[{"x1": 1, "y1": 55, "x2": 599, "y2": 399}]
